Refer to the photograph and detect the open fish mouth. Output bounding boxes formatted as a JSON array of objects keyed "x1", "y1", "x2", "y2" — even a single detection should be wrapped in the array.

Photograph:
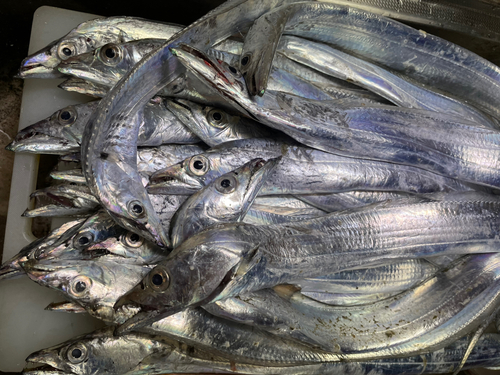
[{"x1": 17, "y1": 40, "x2": 65, "y2": 79}]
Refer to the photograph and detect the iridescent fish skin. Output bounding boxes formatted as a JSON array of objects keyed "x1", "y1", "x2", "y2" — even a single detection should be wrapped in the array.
[
  {"x1": 7, "y1": 99, "x2": 200, "y2": 155},
  {"x1": 115, "y1": 197, "x2": 500, "y2": 331},
  {"x1": 23, "y1": 331, "x2": 500, "y2": 375},
  {"x1": 166, "y1": 99, "x2": 273, "y2": 147},
  {"x1": 238, "y1": 2, "x2": 500, "y2": 120},
  {"x1": 148, "y1": 138, "x2": 473, "y2": 196},
  {"x1": 18, "y1": 17, "x2": 183, "y2": 78},
  {"x1": 170, "y1": 158, "x2": 280, "y2": 248},
  {"x1": 277, "y1": 36, "x2": 496, "y2": 128},
  {"x1": 173, "y1": 45, "x2": 500, "y2": 190},
  {"x1": 296, "y1": 191, "x2": 417, "y2": 212}
]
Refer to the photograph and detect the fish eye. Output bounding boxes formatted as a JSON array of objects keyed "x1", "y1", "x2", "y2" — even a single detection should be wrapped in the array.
[
  {"x1": 66, "y1": 343, "x2": 88, "y2": 363},
  {"x1": 99, "y1": 44, "x2": 122, "y2": 65},
  {"x1": 34, "y1": 247, "x2": 45, "y2": 260},
  {"x1": 148, "y1": 266, "x2": 170, "y2": 291},
  {"x1": 74, "y1": 232, "x2": 94, "y2": 249},
  {"x1": 58, "y1": 42, "x2": 77, "y2": 60},
  {"x1": 69, "y1": 276, "x2": 92, "y2": 297},
  {"x1": 240, "y1": 53, "x2": 251, "y2": 68},
  {"x1": 123, "y1": 232, "x2": 144, "y2": 248},
  {"x1": 188, "y1": 155, "x2": 209, "y2": 176},
  {"x1": 227, "y1": 65, "x2": 241, "y2": 77},
  {"x1": 128, "y1": 200, "x2": 146, "y2": 218},
  {"x1": 207, "y1": 109, "x2": 226, "y2": 128},
  {"x1": 58, "y1": 106, "x2": 77, "y2": 125},
  {"x1": 215, "y1": 175, "x2": 237, "y2": 194}
]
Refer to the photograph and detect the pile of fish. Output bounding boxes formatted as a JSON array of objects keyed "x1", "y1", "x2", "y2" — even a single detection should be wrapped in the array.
[{"x1": 6, "y1": 0, "x2": 500, "y2": 373}]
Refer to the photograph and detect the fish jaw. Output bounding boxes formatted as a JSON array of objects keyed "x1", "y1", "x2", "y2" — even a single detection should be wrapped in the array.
[
  {"x1": 25, "y1": 348, "x2": 73, "y2": 374},
  {"x1": 17, "y1": 40, "x2": 65, "y2": 79},
  {"x1": 6, "y1": 133, "x2": 80, "y2": 154},
  {"x1": 147, "y1": 162, "x2": 204, "y2": 195},
  {"x1": 0, "y1": 253, "x2": 27, "y2": 281},
  {"x1": 171, "y1": 44, "x2": 251, "y2": 114}
]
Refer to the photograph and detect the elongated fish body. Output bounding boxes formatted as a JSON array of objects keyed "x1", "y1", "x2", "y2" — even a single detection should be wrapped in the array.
[
  {"x1": 22, "y1": 330, "x2": 500, "y2": 375},
  {"x1": 300, "y1": 291, "x2": 401, "y2": 305},
  {"x1": 295, "y1": 191, "x2": 417, "y2": 212},
  {"x1": 115, "y1": 197, "x2": 500, "y2": 334},
  {"x1": 80, "y1": 0, "x2": 305, "y2": 249},
  {"x1": 278, "y1": 36, "x2": 496, "y2": 128},
  {"x1": 239, "y1": 2, "x2": 500, "y2": 120},
  {"x1": 148, "y1": 138, "x2": 473, "y2": 196},
  {"x1": 244, "y1": 202, "x2": 327, "y2": 225},
  {"x1": 170, "y1": 158, "x2": 279, "y2": 248},
  {"x1": 7, "y1": 99, "x2": 200, "y2": 155},
  {"x1": 139, "y1": 307, "x2": 340, "y2": 366},
  {"x1": 174, "y1": 45, "x2": 500, "y2": 190},
  {"x1": 18, "y1": 17, "x2": 184, "y2": 78}
]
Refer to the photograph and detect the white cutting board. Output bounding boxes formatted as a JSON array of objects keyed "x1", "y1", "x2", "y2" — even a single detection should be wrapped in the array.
[{"x1": 0, "y1": 7, "x2": 105, "y2": 371}]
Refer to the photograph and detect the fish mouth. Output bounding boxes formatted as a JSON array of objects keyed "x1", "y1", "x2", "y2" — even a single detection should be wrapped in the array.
[
  {"x1": 0, "y1": 262, "x2": 25, "y2": 281},
  {"x1": 7, "y1": 124, "x2": 80, "y2": 154},
  {"x1": 147, "y1": 165, "x2": 203, "y2": 195},
  {"x1": 114, "y1": 306, "x2": 182, "y2": 336},
  {"x1": 242, "y1": 157, "x2": 281, "y2": 208},
  {"x1": 17, "y1": 41, "x2": 65, "y2": 79},
  {"x1": 58, "y1": 59, "x2": 114, "y2": 87},
  {"x1": 24, "y1": 350, "x2": 71, "y2": 375}
]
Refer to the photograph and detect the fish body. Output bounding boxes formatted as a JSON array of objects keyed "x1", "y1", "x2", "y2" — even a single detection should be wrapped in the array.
[{"x1": 148, "y1": 138, "x2": 474, "y2": 196}]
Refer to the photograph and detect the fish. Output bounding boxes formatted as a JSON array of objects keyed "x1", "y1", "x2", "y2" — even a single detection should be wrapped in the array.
[
  {"x1": 166, "y1": 99, "x2": 274, "y2": 147},
  {"x1": 114, "y1": 197, "x2": 500, "y2": 332},
  {"x1": 23, "y1": 330, "x2": 500, "y2": 374},
  {"x1": 7, "y1": 98, "x2": 200, "y2": 155},
  {"x1": 277, "y1": 35, "x2": 496, "y2": 128},
  {"x1": 18, "y1": 17, "x2": 183, "y2": 78},
  {"x1": 147, "y1": 138, "x2": 474, "y2": 196},
  {"x1": 172, "y1": 44, "x2": 500, "y2": 190},
  {"x1": 0, "y1": 219, "x2": 85, "y2": 281},
  {"x1": 79, "y1": 0, "x2": 308, "y2": 249},
  {"x1": 170, "y1": 158, "x2": 280, "y2": 248},
  {"x1": 238, "y1": 2, "x2": 500, "y2": 121}
]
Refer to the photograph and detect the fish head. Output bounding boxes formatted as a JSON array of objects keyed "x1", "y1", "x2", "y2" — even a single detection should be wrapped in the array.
[
  {"x1": 170, "y1": 44, "x2": 251, "y2": 113},
  {"x1": 58, "y1": 39, "x2": 163, "y2": 87},
  {"x1": 147, "y1": 151, "x2": 225, "y2": 195},
  {"x1": 94, "y1": 158, "x2": 171, "y2": 248},
  {"x1": 18, "y1": 19, "x2": 126, "y2": 79},
  {"x1": 24, "y1": 327, "x2": 169, "y2": 375},
  {"x1": 114, "y1": 226, "x2": 257, "y2": 334},
  {"x1": 6, "y1": 101, "x2": 98, "y2": 154},
  {"x1": 166, "y1": 99, "x2": 242, "y2": 145},
  {"x1": 238, "y1": 8, "x2": 289, "y2": 96},
  {"x1": 22, "y1": 259, "x2": 153, "y2": 322}
]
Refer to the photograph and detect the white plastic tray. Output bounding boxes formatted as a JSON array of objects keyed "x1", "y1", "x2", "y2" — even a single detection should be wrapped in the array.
[{"x1": 0, "y1": 7, "x2": 105, "y2": 371}]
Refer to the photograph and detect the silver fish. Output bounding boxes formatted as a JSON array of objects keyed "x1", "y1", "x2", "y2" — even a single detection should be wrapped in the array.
[
  {"x1": 18, "y1": 17, "x2": 183, "y2": 78},
  {"x1": 166, "y1": 99, "x2": 274, "y2": 147},
  {"x1": 170, "y1": 158, "x2": 280, "y2": 248},
  {"x1": 277, "y1": 35, "x2": 496, "y2": 128},
  {"x1": 23, "y1": 329, "x2": 500, "y2": 374},
  {"x1": 173, "y1": 45, "x2": 500, "y2": 190},
  {"x1": 7, "y1": 98, "x2": 200, "y2": 155},
  {"x1": 148, "y1": 138, "x2": 473, "y2": 196},
  {"x1": 115, "y1": 197, "x2": 500, "y2": 331},
  {"x1": 238, "y1": 2, "x2": 500, "y2": 120}
]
